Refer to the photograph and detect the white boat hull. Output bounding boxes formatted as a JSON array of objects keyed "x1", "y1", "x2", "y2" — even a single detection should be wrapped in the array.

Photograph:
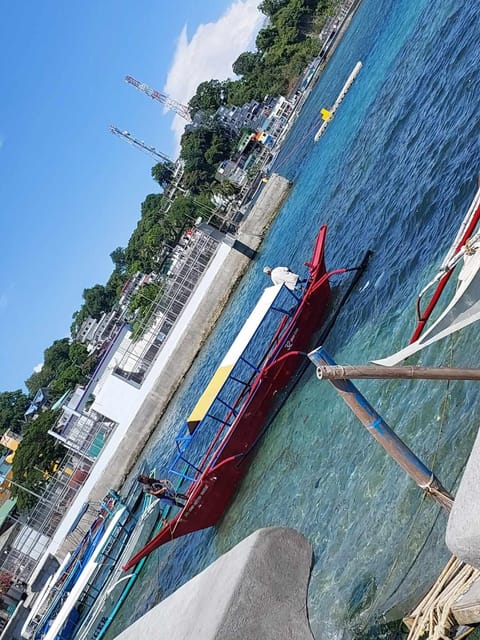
[{"x1": 373, "y1": 242, "x2": 480, "y2": 366}]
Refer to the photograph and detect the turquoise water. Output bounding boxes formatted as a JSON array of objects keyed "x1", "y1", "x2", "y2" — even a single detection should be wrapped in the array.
[{"x1": 107, "y1": 1, "x2": 480, "y2": 638}]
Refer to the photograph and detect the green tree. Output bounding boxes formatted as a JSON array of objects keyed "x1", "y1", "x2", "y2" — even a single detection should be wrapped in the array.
[
  {"x1": 151, "y1": 161, "x2": 175, "y2": 188},
  {"x1": 0, "y1": 391, "x2": 29, "y2": 435},
  {"x1": 180, "y1": 123, "x2": 234, "y2": 192},
  {"x1": 188, "y1": 79, "x2": 226, "y2": 116},
  {"x1": 258, "y1": 0, "x2": 289, "y2": 16},
  {"x1": 25, "y1": 339, "x2": 95, "y2": 401},
  {"x1": 110, "y1": 247, "x2": 127, "y2": 274},
  {"x1": 82, "y1": 284, "x2": 116, "y2": 320},
  {"x1": 213, "y1": 180, "x2": 240, "y2": 199},
  {"x1": 128, "y1": 282, "x2": 163, "y2": 340},
  {"x1": 232, "y1": 52, "x2": 261, "y2": 77},
  {"x1": 105, "y1": 269, "x2": 125, "y2": 300},
  {"x1": 11, "y1": 410, "x2": 65, "y2": 511},
  {"x1": 255, "y1": 26, "x2": 279, "y2": 52},
  {"x1": 124, "y1": 193, "x2": 171, "y2": 273}
]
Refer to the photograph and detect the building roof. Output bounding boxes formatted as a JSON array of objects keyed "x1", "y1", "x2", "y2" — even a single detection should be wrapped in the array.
[{"x1": 24, "y1": 388, "x2": 50, "y2": 419}]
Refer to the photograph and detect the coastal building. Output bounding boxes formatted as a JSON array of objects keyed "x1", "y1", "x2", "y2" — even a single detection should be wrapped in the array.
[
  {"x1": 214, "y1": 100, "x2": 265, "y2": 136},
  {"x1": 0, "y1": 449, "x2": 93, "y2": 582},
  {"x1": 48, "y1": 325, "x2": 130, "y2": 459},
  {"x1": 271, "y1": 96, "x2": 295, "y2": 121},
  {"x1": 112, "y1": 226, "x2": 222, "y2": 386},
  {"x1": 0, "y1": 432, "x2": 21, "y2": 453},
  {"x1": 215, "y1": 160, "x2": 248, "y2": 187},
  {"x1": 75, "y1": 273, "x2": 161, "y2": 354},
  {"x1": 76, "y1": 309, "x2": 122, "y2": 353}
]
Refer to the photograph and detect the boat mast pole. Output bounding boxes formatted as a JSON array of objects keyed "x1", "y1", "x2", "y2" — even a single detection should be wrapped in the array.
[
  {"x1": 308, "y1": 346, "x2": 453, "y2": 512},
  {"x1": 315, "y1": 364, "x2": 480, "y2": 381}
]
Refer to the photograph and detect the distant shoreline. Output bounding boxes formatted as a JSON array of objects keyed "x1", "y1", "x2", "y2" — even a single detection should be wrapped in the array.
[{"x1": 275, "y1": 0, "x2": 363, "y2": 148}]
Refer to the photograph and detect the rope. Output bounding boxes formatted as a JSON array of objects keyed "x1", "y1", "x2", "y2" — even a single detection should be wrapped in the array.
[{"x1": 405, "y1": 557, "x2": 479, "y2": 640}]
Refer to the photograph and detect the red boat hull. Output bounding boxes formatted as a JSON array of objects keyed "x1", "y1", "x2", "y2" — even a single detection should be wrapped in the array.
[{"x1": 123, "y1": 226, "x2": 330, "y2": 570}]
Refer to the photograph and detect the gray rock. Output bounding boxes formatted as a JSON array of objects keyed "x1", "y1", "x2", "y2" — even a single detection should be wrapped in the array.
[
  {"x1": 446, "y1": 426, "x2": 480, "y2": 568},
  {"x1": 114, "y1": 527, "x2": 313, "y2": 640}
]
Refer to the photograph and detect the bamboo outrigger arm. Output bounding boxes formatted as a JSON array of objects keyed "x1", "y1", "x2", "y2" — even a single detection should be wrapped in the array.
[
  {"x1": 308, "y1": 347, "x2": 454, "y2": 512},
  {"x1": 315, "y1": 364, "x2": 480, "y2": 382}
]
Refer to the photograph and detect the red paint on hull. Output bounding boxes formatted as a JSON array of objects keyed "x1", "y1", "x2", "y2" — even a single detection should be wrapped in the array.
[
  {"x1": 123, "y1": 226, "x2": 330, "y2": 570},
  {"x1": 410, "y1": 199, "x2": 480, "y2": 343}
]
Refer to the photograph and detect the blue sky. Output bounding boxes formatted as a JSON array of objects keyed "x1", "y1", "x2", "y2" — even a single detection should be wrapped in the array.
[{"x1": 0, "y1": 0, "x2": 263, "y2": 391}]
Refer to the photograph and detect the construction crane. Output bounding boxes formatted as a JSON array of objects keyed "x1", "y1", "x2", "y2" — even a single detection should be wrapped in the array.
[
  {"x1": 125, "y1": 75, "x2": 191, "y2": 121},
  {"x1": 110, "y1": 126, "x2": 172, "y2": 164}
]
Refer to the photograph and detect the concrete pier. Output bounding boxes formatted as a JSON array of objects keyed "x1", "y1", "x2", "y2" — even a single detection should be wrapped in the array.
[
  {"x1": 446, "y1": 425, "x2": 480, "y2": 568},
  {"x1": 114, "y1": 527, "x2": 313, "y2": 640},
  {"x1": 444, "y1": 427, "x2": 480, "y2": 625}
]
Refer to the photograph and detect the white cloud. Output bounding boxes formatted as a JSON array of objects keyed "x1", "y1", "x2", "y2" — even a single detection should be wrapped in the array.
[
  {"x1": 33, "y1": 363, "x2": 44, "y2": 373},
  {"x1": 164, "y1": 0, "x2": 264, "y2": 148}
]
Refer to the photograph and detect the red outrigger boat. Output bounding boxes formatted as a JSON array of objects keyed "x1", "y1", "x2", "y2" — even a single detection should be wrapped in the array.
[
  {"x1": 374, "y1": 182, "x2": 480, "y2": 367},
  {"x1": 124, "y1": 225, "x2": 360, "y2": 570},
  {"x1": 410, "y1": 182, "x2": 480, "y2": 344}
]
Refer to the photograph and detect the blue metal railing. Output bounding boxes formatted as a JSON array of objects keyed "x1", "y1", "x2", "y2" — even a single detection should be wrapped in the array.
[{"x1": 165, "y1": 285, "x2": 301, "y2": 488}]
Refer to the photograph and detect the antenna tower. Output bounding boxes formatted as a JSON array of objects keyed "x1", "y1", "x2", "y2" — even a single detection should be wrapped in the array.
[
  {"x1": 110, "y1": 126, "x2": 172, "y2": 164},
  {"x1": 125, "y1": 75, "x2": 191, "y2": 121}
]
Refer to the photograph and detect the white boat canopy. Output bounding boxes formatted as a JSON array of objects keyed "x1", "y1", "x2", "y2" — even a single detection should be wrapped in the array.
[
  {"x1": 187, "y1": 285, "x2": 284, "y2": 431},
  {"x1": 373, "y1": 235, "x2": 480, "y2": 366}
]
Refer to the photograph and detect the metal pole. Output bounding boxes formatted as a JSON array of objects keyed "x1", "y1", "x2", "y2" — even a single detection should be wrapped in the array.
[
  {"x1": 316, "y1": 364, "x2": 480, "y2": 381},
  {"x1": 6, "y1": 478, "x2": 46, "y2": 501},
  {"x1": 308, "y1": 347, "x2": 453, "y2": 512}
]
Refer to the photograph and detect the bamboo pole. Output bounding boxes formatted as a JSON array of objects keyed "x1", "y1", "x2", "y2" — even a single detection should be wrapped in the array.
[
  {"x1": 308, "y1": 347, "x2": 453, "y2": 512},
  {"x1": 316, "y1": 364, "x2": 480, "y2": 382}
]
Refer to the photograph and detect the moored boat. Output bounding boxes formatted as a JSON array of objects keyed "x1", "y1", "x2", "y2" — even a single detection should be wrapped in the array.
[
  {"x1": 36, "y1": 507, "x2": 131, "y2": 640},
  {"x1": 73, "y1": 486, "x2": 161, "y2": 640},
  {"x1": 374, "y1": 182, "x2": 480, "y2": 367},
  {"x1": 22, "y1": 493, "x2": 121, "y2": 640},
  {"x1": 123, "y1": 225, "x2": 365, "y2": 570},
  {"x1": 25, "y1": 487, "x2": 145, "y2": 640}
]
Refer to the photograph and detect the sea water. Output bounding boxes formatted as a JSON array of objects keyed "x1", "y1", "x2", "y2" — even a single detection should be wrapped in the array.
[{"x1": 106, "y1": 1, "x2": 480, "y2": 637}]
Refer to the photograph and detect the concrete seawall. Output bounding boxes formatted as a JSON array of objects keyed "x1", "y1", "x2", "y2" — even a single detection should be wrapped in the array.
[
  {"x1": 114, "y1": 527, "x2": 313, "y2": 640},
  {"x1": 65, "y1": 174, "x2": 291, "y2": 513}
]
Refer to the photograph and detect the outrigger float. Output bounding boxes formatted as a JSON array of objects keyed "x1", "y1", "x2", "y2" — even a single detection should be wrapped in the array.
[
  {"x1": 123, "y1": 226, "x2": 370, "y2": 570},
  {"x1": 374, "y1": 182, "x2": 480, "y2": 366},
  {"x1": 314, "y1": 61, "x2": 362, "y2": 142}
]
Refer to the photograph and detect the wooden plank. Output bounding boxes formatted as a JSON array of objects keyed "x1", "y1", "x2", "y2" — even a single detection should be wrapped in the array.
[{"x1": 452, "y1": 578, "x2": 480, "y2": 625}]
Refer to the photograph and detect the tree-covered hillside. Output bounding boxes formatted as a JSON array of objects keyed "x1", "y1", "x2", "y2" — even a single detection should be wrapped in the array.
[{"x1": 189, "y1": 0, "x2": 339, "y2": 114}]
